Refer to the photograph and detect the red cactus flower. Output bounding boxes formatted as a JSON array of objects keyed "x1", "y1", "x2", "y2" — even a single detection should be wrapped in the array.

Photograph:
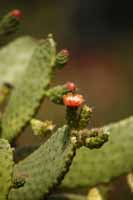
[
  {"x1": 66, "y1": 82, "x2": 76, "y2": 91},
  {"x1": 10, "y1": 9, "x2": 22, "y2": 19},
  {"x1": 63, "y1": 93, "x2": 84, "y2": 107}
]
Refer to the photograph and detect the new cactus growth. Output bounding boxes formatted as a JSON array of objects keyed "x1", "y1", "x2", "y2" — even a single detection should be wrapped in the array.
[
  {"x1": 0, "y1": 9, "x2": 133, "y2": 200},
  {"x1": 31, "y1": 119, "x2": 55, "y2": 136},
  {"x1": 0, "y1": 10, "x2": 21, "y2": 46},
  {"x1": 10, "y1": 10, "x2": 22, "y2": 19},
  {"x1": 55, "y1": 49, "x2": 70, "y2": 69}
]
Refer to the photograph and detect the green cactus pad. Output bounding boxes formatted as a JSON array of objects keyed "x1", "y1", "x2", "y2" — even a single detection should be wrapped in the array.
[
  {"x1": 62, "y1": 116, "x2": 133, "y2": 188},
  {"x1": 0, "y1": 139, "x2": 14, "y2": 200},
  {"x1": 0, "y1": 36, "x2": 37, "y2": 86},
  {"x1": 1, "y1": 35, "x2": 56, "y2": 142},
  {"x1": 9, "y1": 126, "x2": 75, "y2": 200}
]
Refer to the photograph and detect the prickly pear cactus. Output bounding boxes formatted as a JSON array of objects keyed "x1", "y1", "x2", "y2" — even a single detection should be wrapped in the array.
[
  {"x1": 1, "y1": 34, "x2": 56, "y2": 142},
  {"x1": 8, "y1": 126, "x2": 75, "y2": 200},
  {"x1": 62, "y1": 117, "x2": 133, "y2": 188},
  {"x1": 0, "y1": 9, "x2": 133, "y2": 200}
]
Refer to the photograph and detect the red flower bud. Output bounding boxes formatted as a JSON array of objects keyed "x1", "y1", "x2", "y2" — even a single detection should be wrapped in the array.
[
  {"x1": 66, "y1": 82, "x2": 76, "y2": 91},
  {"x1": 63, "y1": 93, "x2": 84, "y2": 107},
  {"x1": 60, "y1": 49, "x2": 70, "y2": 57},
  {"x1": 10, "y1": 9, "x2": 22, "y2": 19}
]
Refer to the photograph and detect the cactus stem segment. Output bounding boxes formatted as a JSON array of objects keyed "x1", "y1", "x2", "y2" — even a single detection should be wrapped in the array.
[
  {"x1": 45, "y1": 84, "x2": 69, "y2": 104},
  {"x1": 31, "y1": 119, "x2": 55, "y2": 137},
  {"x1": 45, "y1": 83, "x2": 77, "y2": 105},
  {"x1": 66, "y1": 106, "x2": 78, "y2": 129},
  {"x1": 70, "y1": 128, "x2": 109, "y2": 148},
  {"x1": 78, "y1": 104, "x2": 93, "y2": 129}
]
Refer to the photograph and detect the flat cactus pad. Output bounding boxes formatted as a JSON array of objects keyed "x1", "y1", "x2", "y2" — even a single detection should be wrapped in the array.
[
  {"x1": 1, "y1": 35, "x2": 56, "y2": 142},
  {"x1": 0, "y1": 139, "x2": 14, "y2": 200},
  {"x1": 62, "y1": 116, "x2": 133, "y2": 188},
  {"x1": 0, "y1": 36, "x2": 37, "y2": 86},
  {"x1": 9, "y1": 126, "x2": 75, "y2": 200}
]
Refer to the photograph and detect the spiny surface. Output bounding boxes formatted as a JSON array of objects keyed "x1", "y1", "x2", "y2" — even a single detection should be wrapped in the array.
[
  {"x1": 0, "y1": 36, "x2": 37, "y2": 86},
  {"x1": 0, "y1": 139, "x2": 14, "y2": 200},
  {"x1": 9, "y1": 126, "x2": 75, "y2": 200},
  {"x1": 1, "y1": 36, "x2": 56, "y2": 142},
  {"x1": 62, "y1": 116, "x2": 133, "y2": 188}
]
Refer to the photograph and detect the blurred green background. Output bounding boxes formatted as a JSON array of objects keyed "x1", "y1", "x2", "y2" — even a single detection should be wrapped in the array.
[{"x1": 1, "y1": 1, "x2": 133, "y2": 199}]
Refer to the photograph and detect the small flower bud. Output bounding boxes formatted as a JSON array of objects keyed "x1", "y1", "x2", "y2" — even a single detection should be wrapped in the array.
[
  {"x1": 10, "y1": 9, "x2": 22, "y2": 19},
  {"x1": 55, "y1": 49, "x2": 70, "y2": 69},
  {"x1": 66, "y1": 82, "x2": 76, "y2": 91},
  {"x1": 63, "y1": 93, "x2": 84, "y2": 107},
  {"x1": 60, "y1": 49, "x2": 70, "y2": 57}
]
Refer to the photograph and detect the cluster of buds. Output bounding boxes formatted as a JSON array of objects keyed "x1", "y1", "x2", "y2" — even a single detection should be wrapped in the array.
[
  {"x1": 31, "y1": 47, "x2": 108, "y2": 148},
  {"x1": 70, "y1": 128, "x2": 109, "y2": 148},
  {"x1": 31, "y1": 119, "x2": 55, "y2": 137},
  {"x1": 54, "y1": 49, "x2": 91, "y2": 129}
]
